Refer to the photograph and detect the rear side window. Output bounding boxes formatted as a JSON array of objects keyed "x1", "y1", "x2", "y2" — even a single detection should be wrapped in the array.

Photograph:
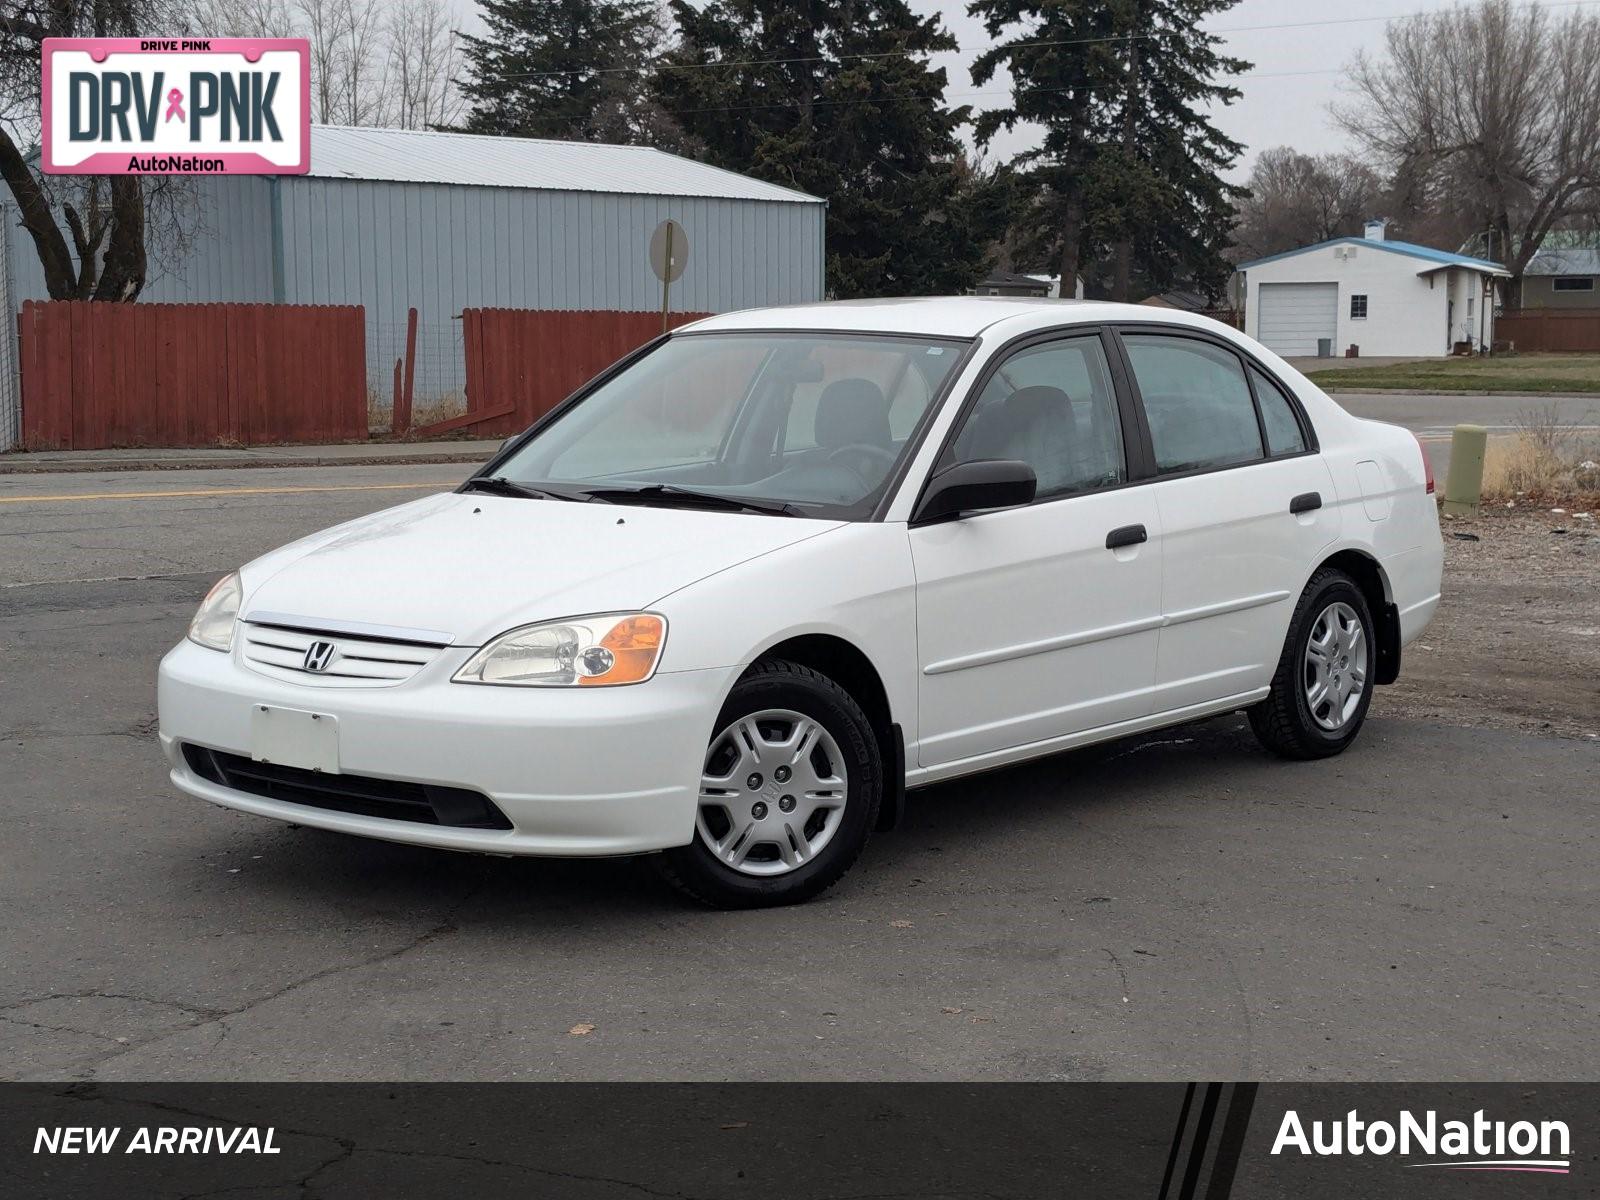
[
  {"x1": 1249, "y1": 366, "x2": 1308, "y2": 456},
  {"x1": 1123, "y1": 335, "x2": 1263, "y2": 472}
]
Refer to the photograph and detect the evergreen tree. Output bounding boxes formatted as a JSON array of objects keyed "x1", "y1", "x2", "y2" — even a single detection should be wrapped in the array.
[
  {"x1": 458, "y1": 0, "x2": 679, "y2": 144},
  {"x1": 970, "y1": 0, "x2": 1248, "y2": 300},
  {"x1": 658, "y1": 0, "x2": 1009, "y2": 297}
]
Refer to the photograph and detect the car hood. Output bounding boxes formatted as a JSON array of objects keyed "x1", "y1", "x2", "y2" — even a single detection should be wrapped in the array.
[{"x1": 241, "y1": 492, "x2": 842, "y2": 646}]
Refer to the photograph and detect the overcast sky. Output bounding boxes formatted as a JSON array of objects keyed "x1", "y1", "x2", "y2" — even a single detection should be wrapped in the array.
[{"x1": 923, "y1": 0, "x2": 1459, "y2": 180}]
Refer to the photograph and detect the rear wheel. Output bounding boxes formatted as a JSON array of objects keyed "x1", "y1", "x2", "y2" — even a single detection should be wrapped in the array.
[
  {"x1": 656, "y1": 660, "x2": 881, "y2": 908},
  {"x1": 1249, "y1": 568, "x2": 1375, "y2": 759}
]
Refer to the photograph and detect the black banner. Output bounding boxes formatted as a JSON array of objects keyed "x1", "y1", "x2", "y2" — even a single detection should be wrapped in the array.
[{"x1": 2, "y1": 1083, "x2": 1591, "y2": 1198}]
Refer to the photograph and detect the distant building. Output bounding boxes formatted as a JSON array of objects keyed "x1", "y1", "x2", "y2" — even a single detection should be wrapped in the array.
[
  {"x1": 969, "y1": 270, "x2": 1085, "y2": 300},
  {"x1": 1236, "y1": 220, "x2": 1509, "y2": 358},
  {"x1": 0, "y1": 125, "x2": 826, "y2": 449},
  {"x1": 1521, "y1": 247, "x2": 1600, "y2": 309},
  {"x1": 1138, "y1": 290, "x2": 1211, "y2": 312}
]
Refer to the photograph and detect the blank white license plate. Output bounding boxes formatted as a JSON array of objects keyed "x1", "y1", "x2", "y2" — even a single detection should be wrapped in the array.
[{"x1": 250, "y1": 705, "x2": 339, "y2": 774}]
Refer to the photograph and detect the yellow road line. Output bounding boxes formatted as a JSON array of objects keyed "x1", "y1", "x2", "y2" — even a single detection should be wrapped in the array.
[{"x1": 0, "y1": 482, "x2": 457, "y2": 505}]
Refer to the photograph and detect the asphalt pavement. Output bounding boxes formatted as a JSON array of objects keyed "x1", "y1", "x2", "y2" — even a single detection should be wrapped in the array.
[
  {"x1": 0, "y1": 461, "x2": 1594, "y2": 1082},
  {"x1": 1329, "y1": 392, "x2": 1600, "y2": 480}
]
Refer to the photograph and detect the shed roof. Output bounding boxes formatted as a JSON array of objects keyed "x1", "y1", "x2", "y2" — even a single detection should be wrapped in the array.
[
  {"x1": 1526, "y1": 247, "x2": 1600, "y2": 276},
  {"x1": 1238, "y1": 236, "x2": 1508, "y2": 276},
  {"x1": 304, "y1": 125, "x2": 824, "y2": 205}
]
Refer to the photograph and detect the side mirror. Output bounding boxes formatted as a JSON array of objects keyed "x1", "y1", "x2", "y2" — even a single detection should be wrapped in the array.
[{"x1": 912, "y1": 459, "x2": 1037, "y2": 524}]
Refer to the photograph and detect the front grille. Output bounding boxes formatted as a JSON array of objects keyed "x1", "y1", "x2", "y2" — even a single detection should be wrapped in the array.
[
  {"x1": 183, "y1": 744, "x2": 513, "y2": 830},
  {"x1": 240, "y1": 623, "x2": 442, "y2": 688}
]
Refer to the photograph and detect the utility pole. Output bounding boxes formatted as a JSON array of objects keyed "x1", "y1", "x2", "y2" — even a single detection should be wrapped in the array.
[{"x1": 1111, "y1": 15, "x2": 1140, "y2": 302}]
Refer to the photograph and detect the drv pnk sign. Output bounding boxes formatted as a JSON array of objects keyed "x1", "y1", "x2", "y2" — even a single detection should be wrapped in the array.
[{"x1": 42, "y1": 38, "x2": 309, "y2": 175}]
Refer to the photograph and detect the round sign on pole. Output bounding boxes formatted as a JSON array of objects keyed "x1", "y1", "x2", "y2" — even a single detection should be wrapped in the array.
[{"x1": 650, "y1": 219, "x2": 689, "y2": 283}]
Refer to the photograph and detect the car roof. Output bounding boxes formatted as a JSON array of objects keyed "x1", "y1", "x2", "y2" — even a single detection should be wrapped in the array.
[{"x1": 682, "y1": 296, "x2": 1232, "y2": 340}]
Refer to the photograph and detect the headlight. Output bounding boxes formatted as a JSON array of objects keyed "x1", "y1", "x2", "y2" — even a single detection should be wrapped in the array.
[
  {"x1": 188, "y1": 571, "x2": 242, "y2": 652},
  {"x1": 454, "y1": 613, "x2": 667, "y2": 687}
]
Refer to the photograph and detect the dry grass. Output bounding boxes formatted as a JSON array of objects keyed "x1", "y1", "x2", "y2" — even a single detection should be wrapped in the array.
[
  {"x1": 1479, "y1": 402, "x2": 1600, "y2": 506},
  {"x1": 366, "y1": 390, "x2": 467, "y2": 435},
  {"x1": 1306, "y1": 352, "x2": 1600, "y2": 394}
]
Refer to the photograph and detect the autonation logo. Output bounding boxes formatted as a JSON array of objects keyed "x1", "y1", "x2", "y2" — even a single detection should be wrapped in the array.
[{"x1": 1272, "y1": 1109, "x2": 1571, "y2": 1175}]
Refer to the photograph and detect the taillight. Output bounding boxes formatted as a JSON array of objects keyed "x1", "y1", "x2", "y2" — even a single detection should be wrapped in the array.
[{"x1": 1413, "y1": 432, "x2": 1435, "y2": 494}]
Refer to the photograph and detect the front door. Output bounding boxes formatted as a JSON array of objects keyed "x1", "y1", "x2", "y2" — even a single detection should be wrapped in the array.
[
  {"x1": 910, "y1": 332, "x2": 1163, "y2": 769},
  {"x1": 1118, "y1": 332, "x2": 1341, "y2": 714}
]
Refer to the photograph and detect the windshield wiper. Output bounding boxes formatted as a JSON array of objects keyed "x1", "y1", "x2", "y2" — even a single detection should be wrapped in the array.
[
  {"x1": 460, "y1": 476, "x2": 594, "y2": 502},
  {"x1": 577, "y1": 484, "x2": 801, "y2": 517}
]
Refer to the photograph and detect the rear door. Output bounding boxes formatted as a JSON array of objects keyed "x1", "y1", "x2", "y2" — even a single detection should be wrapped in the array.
[{"x1": 1115, "y1": 329, "x2": 1341, "y2": 715}]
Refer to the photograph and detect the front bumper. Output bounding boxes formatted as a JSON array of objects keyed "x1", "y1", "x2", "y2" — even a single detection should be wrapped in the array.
[{"x1": 158, "y1": 638, "x2": 735, "y2": 856}]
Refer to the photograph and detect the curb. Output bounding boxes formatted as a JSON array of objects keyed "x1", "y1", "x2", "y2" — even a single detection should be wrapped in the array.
[{"x1": 0, "y1": 451, "x2": 490, "y2": 475}]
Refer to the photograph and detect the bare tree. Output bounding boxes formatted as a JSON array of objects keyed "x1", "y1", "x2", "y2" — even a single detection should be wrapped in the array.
[
  {"x1": 0, "y1": 0, "x2": 208, "y2": 300},
  {"x1": 189, "y1": 0, "x2": 297, "y2": 36},
  {"x1": 387, "y1": 0, "x2": 464, "y2": 130},
  {"x1": 1231, "y1": 147, "x2": 1384, "y2": 261},
  {"x1": 300, "y1": 0, "x2": 391, "y2": 125},
  {"x1": 1336, "y1": 0, "x2": 1600, "y2": 302},
  {"x1": 201, "y1": 0, "x2": 464, "y2": 129}
]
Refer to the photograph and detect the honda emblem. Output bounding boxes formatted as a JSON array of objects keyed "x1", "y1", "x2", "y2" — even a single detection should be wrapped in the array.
[{"x1": 303, "y1": 640, "x2": 337, "y2": 673}]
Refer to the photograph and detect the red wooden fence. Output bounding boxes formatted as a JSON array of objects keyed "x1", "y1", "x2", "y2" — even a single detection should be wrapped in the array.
[
  {"x1": 459, "y1": 309, "x2": 712, "y2": 437},
  {"x1": 1495, "y1": 309, "x2": 1600, "y2": 353},
  {"x1": 19, "y1": 301, "x2": 367, "y2": 450}
]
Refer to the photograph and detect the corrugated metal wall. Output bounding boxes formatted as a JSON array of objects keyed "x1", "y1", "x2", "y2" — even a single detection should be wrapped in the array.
[
  {"x1": 1, "y1": 175, "x2": 823, "y2": 446},
  {"x1": 279, "y1": 179, "x2": 821, "y2": 313},
  {"x1": 4, "y1": 177, "x2": 277, "y2": 307},
  {"x1": 0, "y1": 219, "x2": 15, "y2": 450}
]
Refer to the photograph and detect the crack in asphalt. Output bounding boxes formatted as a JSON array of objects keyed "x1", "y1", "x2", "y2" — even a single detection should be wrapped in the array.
[
  {"x1": 3, "y1": 879, "x2": 489, "y2": 1082},
  {"x1": 0, "y1": 1012, "x2": 129, "y2": 1047},
  {"x1": 1101, "y1": 947, "x2": 1132, "y2": 1004}
]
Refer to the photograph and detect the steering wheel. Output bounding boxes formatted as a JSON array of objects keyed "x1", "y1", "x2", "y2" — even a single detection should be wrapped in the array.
[{"x1": 826, "y1": 442, "x2": 897, "y2": 484}]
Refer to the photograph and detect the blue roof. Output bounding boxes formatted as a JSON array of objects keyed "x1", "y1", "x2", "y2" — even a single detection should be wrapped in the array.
[{"x1": 1238, "y1": 236, "x2": 1507, "y2": 274}]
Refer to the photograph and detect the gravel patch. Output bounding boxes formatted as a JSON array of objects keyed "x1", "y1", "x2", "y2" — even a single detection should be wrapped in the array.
[{"x1": 1382, "y1": 507, "x2": 1600, "y2": 739}]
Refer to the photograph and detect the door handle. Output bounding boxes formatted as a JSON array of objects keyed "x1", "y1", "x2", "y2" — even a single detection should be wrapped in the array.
[
  {"x1": 1290, "y1": 491, "x2": 1322, "y2": 515},
  {"x1": 1105, "y1": 524, "x2": 1148, "y2": 550}
]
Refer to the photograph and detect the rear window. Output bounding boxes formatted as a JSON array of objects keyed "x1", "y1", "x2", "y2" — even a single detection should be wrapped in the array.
[
  {"x1": 1123, "y1": 335, "x2": 1264, "y2": 472},
  {"x1": 1250, "y1": 366, "x2": 1308, "y2": 456}
]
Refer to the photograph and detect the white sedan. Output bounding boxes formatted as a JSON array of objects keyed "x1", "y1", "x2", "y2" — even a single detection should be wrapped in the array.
[{"x1": 159, "y1": 298, "x2": 1442, "y2": 907}]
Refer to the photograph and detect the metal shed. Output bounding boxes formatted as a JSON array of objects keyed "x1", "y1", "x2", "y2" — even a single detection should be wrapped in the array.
[{"x1": 0, "y1": 126, "x2": 826, "y2": 448}]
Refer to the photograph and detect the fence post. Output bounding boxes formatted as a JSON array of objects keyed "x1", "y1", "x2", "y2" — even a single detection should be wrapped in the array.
[{"x1": 394, "y1": 307, "x2": 418, "y2": 435}]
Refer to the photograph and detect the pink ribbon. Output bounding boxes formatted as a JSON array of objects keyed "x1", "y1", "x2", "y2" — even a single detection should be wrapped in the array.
[{"x1": 164, "y1": 88, "x2": 185, "y2": 123}]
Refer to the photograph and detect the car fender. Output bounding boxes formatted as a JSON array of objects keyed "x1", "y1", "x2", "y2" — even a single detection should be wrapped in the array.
[{"x1": 649, "y1": 522, "x2": 920, "y2": 747}]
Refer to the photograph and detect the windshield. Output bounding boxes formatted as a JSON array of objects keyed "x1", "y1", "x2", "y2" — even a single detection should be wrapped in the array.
[{"x1": 491, "y1": 331, "x2": 968, "y2": 519}]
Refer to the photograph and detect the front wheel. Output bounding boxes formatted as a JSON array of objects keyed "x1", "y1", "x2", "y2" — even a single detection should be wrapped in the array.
[
  {"x1": 1249, "y1": 568, "x2": 1375, "y2": 759},
  {"x1": 656, "y1": 660, "x2": 882, "y2": 908}
]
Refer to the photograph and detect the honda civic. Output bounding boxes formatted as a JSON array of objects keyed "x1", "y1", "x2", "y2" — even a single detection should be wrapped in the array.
[{"x1": 159, "y1": 298, "x2": 1442, "y2": 907}]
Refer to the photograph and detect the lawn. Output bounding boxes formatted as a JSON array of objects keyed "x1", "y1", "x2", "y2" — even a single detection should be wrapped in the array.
[{"x1": 1303, "y1": 353, "x2": 1600, "y2": 394}]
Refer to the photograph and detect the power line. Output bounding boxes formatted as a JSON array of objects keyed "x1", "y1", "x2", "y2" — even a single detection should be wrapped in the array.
[
  {"x1": 658, "y1": 68, "x2": 1346, "y2": 120},
  {"x1": 492, "y1": 31, "x2": 1147, "y2": 83}
]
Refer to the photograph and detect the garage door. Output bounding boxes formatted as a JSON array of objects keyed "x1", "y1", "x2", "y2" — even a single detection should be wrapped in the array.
[{"x1": 1256, "y1": 282, "x2": 1338, "y2": 357}]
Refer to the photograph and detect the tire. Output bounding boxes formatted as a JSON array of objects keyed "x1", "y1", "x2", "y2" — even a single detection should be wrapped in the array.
[
  {"x1": 656, "y1": 659, "x2": 882, "y2": 908},
  {"x1": 1249, "y1": 568, "x2": 1376, "y2": 760}
]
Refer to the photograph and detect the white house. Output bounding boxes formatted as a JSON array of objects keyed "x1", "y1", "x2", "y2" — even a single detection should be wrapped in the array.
[{"x1": 1238, "y1": 221, "x2": 1510, "y2": 358}]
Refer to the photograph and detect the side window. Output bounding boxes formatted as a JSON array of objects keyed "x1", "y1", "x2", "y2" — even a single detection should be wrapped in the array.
[
  {"x1": 1249, "y1": 365, "x2": 1308, "y2": 456},
  {"x1": 1123, "y1": 335, "x2": 1264, "y2": 473},
  {"x1": 945, "y1": 335, "x2": 1126, "y2": 501}
]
